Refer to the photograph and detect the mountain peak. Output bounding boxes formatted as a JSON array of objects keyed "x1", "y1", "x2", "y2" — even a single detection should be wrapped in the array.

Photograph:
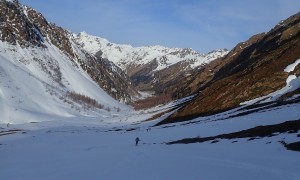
[
  {"x1": 78, "y1": 31, "x2": 88, "y2": 36},
  {"x1": 5, "y1": 0, "x2": 16, "y2": 4},
  {"x1": 74, "y1": 31, "x2": 228, "y2": 71}
]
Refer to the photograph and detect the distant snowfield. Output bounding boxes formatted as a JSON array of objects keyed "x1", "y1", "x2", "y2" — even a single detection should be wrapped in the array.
[{"x1": 1, "y1": 99, "x2": 299, "y2": 180}]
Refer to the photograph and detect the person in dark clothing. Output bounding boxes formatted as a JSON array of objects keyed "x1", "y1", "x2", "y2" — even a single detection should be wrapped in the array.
[{"x1": 135, "y1": 137, "x2": 140, "y2": 146}]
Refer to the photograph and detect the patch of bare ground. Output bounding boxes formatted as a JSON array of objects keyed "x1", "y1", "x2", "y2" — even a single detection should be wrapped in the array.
[{"x1": 285, "y1": 141, "x2": 300, "y2": 152}]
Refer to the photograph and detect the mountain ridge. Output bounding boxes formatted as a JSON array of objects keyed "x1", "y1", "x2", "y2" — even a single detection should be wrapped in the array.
[
  {"x1": 12, "y1": 1, "x2": 139, "y2": 102},
  {"x1": 75, "y1": 31, "x2": 228, "y2": 103},
  {"x1": 0, "y1": 0, "x2": 134, "y2": 123},
  {"x1": 158, "y1": 11, "x2": 300, "y2": 125},
  {"x1": 1, "y1": 0, "x2": 299, "y2": 125},
  {"x1": 75, "y1": 31, "x2": 228, "y2": 72}
]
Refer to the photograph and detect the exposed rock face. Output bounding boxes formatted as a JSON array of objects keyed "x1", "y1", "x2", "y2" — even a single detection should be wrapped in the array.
[
  {"x1": 24, "y1": 5, "x2": 75, "y2": 58},
  {"x1": 172, "y1": 34, "x2": 266, "y2": 99},
  {"x1": 115, "y1": 49, "x2": 228, "y2": 108},
  {"x1": 78, "y1": 53, "x2": 139, "y2": 103},
  {"x1": 0, "y1": 0, "x2": 45, "y2": 47},
  {"x1": 0, "y1": 0, "x2": 139, "y2": 102},
  {"x1": 160, "y1": 12, "x2": 300, "y2": 124},
  {"x1": 128, "y1": 49, "x2": 228, "y2": 94}
]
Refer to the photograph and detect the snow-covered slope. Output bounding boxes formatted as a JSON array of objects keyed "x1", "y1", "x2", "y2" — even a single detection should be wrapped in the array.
[
  {"x1": 74, "y1": 32, "x2": 228, "y2": 71},
  {"x1": 0, "y1": 41, "x2": 128, "y2": 124},
  {"x1": 0, "y1": 0, "x2": 141, "y2": 124},
  {"x1": 0, "y1": 2, "x2": 299, "y2": 179},
  {"x1": 0, "y1": 94, "x2": 299, "y2": 180}
]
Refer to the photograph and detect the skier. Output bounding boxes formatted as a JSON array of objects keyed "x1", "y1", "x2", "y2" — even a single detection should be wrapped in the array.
[
  {"x1": 135, "y1": 137, "x2": 140, "y2": 146},
  {"x1": 146, "y1": 127, "x2": 151, "y2": 132}
]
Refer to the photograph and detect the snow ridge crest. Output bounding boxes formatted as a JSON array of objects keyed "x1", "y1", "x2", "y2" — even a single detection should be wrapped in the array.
[{"x1": 74, "y1": 32, "x2": 229, "y2": 71}]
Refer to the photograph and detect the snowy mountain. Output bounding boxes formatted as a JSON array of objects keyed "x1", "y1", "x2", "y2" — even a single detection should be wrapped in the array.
[
  {"x1": 162, "y1": 11, "x2": 300, "y2": 124},
  {"x1": 0, "y1": 40, "x2": 128, "y2": 124},
  {"x1": 0, "y1": 0, "x2": 132, "y2": 124},
  {"x1": 1, "y1": 0, "x2": 229, "y2": 108},
  {"x1": 22, "y1": 4, "x2": 139, "y2": 102},
  {"x1": 75, "y1": 31, "x2": 228, "y2": 101},
  {"x1": 0, "y1": 0, "x2": 229, "y2": 123},
  {"x1": 1, "y1": 0, "x2": 299, "y2": 124},
  {"x1": 0, "y1": 1, "x2": 299, "y2": 180},
  {"x1": 74, "y1": 32, "x2": 228, "y2": 72}
]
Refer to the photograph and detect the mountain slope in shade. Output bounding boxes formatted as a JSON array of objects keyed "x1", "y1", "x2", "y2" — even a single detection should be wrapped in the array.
[{"x1": 159, "y1": 11, "x2": 300, "y2": 125}]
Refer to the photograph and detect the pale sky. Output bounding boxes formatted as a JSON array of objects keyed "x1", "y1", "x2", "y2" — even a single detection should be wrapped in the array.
[{"x1": 20, "y1": 0, "x2": 300, "y2": 53}]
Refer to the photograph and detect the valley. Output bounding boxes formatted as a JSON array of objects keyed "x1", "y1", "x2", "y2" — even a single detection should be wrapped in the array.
[
  {"x1": 0, "y1": 1, "x2": 299, "y2": 179},
  {"x1": 1, "y1": 94, "x2": 300, "y2": 180}
]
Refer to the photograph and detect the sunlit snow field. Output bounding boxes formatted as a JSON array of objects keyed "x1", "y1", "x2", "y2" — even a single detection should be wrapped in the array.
[{"x1": 1, "y1": 101, "x2": 300, "y2": 180}]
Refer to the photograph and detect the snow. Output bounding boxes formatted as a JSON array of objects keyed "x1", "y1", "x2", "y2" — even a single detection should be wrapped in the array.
[
  {"x1": 267, "y1": 75, "x2": 300, "y2": 100},
  {"x1": 241, "y1": 59, "x2": 300, "y2": 105},
  {"x1": 74, "y1": 32, "x2": 228, "y2": 71},
  {"x1": 241, "y1": 75, "x2": 300, "y2": 105},
  {"x1": 22, "y1": 6, "x2": 29, "y2": 17},
  {"x1": 0, "y1": 41, "x2": 128, "y2": 124},
  {"x1": 284, "y1": 58, "x2": 300, "y2": 73},
  {"x1": 0, "y1": 37, "x2": 299, "y2": 179},
  {"x1": 135, "y1": 91, "x2": 154, "y2": 100},
  {"x1": 0, "y1": 97, "x2": 299, "y2": 180},
  {"x1": 0, "y1": 4, "x2": 299, "y2": 179}
]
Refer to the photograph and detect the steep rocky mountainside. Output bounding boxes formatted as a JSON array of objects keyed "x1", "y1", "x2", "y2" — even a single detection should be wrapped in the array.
[
  {"x1": 3, "y1": 0, "x2": 299, "y2": 124},
  {"x1": 0, "y1": 0, "x2": 44, "y2": 47},
  {"x1": 0, "y1": 0, "x2": 139, "y2": 103},
  {"x1": 159, "y1": 12, "x2": 300, "y2": 125},
  {"x1": 1, "y1": 0, "x2": 229, "y2": 108},
  {"x1": 172, "y1": 33, "x2": 265, "y2": 99},
  {"x1": 74, "y1": 32, "x2": 228, "y2": 97}
]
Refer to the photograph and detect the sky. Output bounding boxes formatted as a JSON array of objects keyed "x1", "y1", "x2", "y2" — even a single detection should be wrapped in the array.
[{"x1": 19, "y1": 0, "x2": 300, "y2": 53}]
